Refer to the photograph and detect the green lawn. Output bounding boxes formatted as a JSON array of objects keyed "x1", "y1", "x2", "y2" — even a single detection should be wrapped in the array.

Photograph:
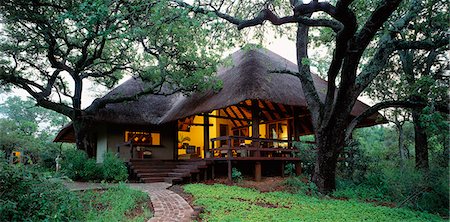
[
  {"x1": 184, "y1": 184, "x2": 443, "y2": 222},
  {"x1": 78, "y1": 184, "x2": 152, "y2": 222}
]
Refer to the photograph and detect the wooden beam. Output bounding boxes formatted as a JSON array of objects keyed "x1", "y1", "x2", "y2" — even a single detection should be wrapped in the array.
[
  {"x1": 229, "y1": 106, "x2": 246, "y2": 126},
  {"x1": 252, "y1": 99, "x2": 262, "y2": 182},
  {"x1": 189, "y1": 123, "x2": 213, "y2": 126},
  {"x1": 273, "y1": 102, "x2": 288, "y2": 118},
  {"x1": 235, "y1": 105, "x2": 250, "y2": 119},
  {"x1": 222, "y1": 108, "x2": 239, "y2": 127},
  {"x1": 260, "y1": 100, "x2": 278, "y2": 120},
  {"x1": 203, "y1": 113, "x2": 210, "y2": 159},
  {"x1": 207, "y1": 114, "x2": 251, "y2": 122}
]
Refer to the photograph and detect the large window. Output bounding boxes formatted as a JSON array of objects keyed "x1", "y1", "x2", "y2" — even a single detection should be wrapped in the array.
[{"x1": 124, "y1": 131, "x2": 161, "y2": 146}]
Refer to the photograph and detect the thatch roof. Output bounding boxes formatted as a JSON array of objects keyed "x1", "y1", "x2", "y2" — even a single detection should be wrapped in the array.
[
  {"x1": 161, "y1": 48, "x2": 380, "y2": 125},
  {"x1": 91, "y1": 78, "x2": 180, "y2": 125},
  {"x1": 54, "y1": 48, "x2": 384, "y2": 142}
]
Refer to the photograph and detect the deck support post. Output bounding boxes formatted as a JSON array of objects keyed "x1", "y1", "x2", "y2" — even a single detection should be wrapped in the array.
[
  {"x1": 211, "y1": 163, "x2": 215, "y2": 180},
  {"x1": 281, "y1": 161, "x2": 285, "y2": 177},
  {"x1": 295, "y1": 161, "x2": 302, "y2": 176},
  {"x1": 252, "y1": 100, "x2": 262, "y2": 182},
  {"x1": 255, "y1": 161, "x2": 262, "y2": 181},
  {"x1": 203, "y1": 113, "x2": 210, "y2": 159}
]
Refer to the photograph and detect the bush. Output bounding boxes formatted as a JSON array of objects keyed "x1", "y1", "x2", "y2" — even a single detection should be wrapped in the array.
[
  {"x1": 334, "y1": 161, "x2": 449, "y2": 216},
  {"x1": 61, "y1": 150, "x2": 128, "y2": 182},
  {"x1": 62, "y1": 149, "x2": 89, "y2": 180},
  {"x1": 231, "y1": 167, "x2": 243, "y2": 182},
  {"x1": 81, "y1": 158, "x2": 103, "y2": 181},
  {"x1": 102, "y1": 152, "x2": 128, "y2": 182},
  {"x1": 0, "y1": 162, "x2": 82, "y2": 221}
]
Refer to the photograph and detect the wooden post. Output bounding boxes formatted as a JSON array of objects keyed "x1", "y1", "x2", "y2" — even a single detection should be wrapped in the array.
[
  {"x1": 227, "y1": 137, "x2": 232, "y2": 182},
  {"x1": 211, "y1": 163, "x2": 215, "y2": 180},
  {"x1": 293, "y1": 108, "x2": 301, "y2": 141},
  {"x1": 295, "y1": 161, "x2": 302, "y2": 176},
  {"x1": 203, "y1": 113, "x2": 210, "y2": 159},
  {"x1": 255, "y1": 162, "x2": 262, "y2": 181},
  {"x1": 252, "y1": 100, "x2": 262, "y2": 182}
]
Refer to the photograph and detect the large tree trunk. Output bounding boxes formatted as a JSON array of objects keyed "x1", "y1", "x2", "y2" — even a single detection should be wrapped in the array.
[
  {"x1": 72, "y1": 118, "x2": 96, "y2": 158},
  {"x1": 411, "y1": 108, "x2": 429, "y2": 171},
  {"x1": 312, "y1": 126, "x2": 346, "y2": 194}
]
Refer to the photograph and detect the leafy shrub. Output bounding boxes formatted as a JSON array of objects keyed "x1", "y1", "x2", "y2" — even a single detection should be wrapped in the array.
[
  {"x1": 102, "y1": 152, "x2": 128, "y2": 182},
  {"x1": 0, "y1": 162, "x2": 82, "y2": 221},
  {"x1": 62, "y1": 149, "x2": 89, "y2": 180},
  {"x1": 81, "y1": 158, "x2": 103, "y2": 181},
  {"x1": 61, "y1": 150, "x2": 128, "y2": 182},
  {"x1": 284, "y1": 176, "x2": 320, "y2": 196},
  {"x1": 231, "y1": 167, "x2": 242, "y2": 182},
  {"x1": 293, "y1": 138, "x2": 316, "y2": 178},
  {"x1": 284, "y1": 163, "x2": 295, "y2": 176}
]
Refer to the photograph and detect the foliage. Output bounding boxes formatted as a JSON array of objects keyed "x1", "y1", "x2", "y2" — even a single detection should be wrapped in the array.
[
  {"x1": 102, "y1": 152, "x2": 128, "y2": 182},
  {"x1": 184, "y1": 183, "x2": 442, "y2": 222},
  {"x1": 0, "y1": 162, "x2": 83, "y2": 221},
  {"x1": 0, "y1": 0, "x2": 234, "y2": 122},
  {"x1": 231, "y1": 167, "x2": 243, "y2": 182},
  {"x1": 78, "y1": 183, "x2": 151, "y2": 222},
  {"x1": 293, "y1": 136, "x2": 317, "y2": 178},
  {"x1": 332, "y1": 126, "x2": 449, "y2": 216},
  {"x1": 0, "y1": 96, "x2": 72, "y2": 168},
  {"x1": 334, "y1": 161, "x2": 449, "y2": 217},
  {"x1": 62, "y1": 148, "x2": 90, "y2": 181},
  {"x1": 283, "y1": 176, "x2": 319, "y2": 196},
  {"x1": 62, "y1": 149, "x2": 128, "y2": 182}
]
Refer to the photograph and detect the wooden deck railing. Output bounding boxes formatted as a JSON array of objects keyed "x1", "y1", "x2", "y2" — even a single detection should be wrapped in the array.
[{"x1": 208, "y1": 136, "x2": 308, "y2": 161}]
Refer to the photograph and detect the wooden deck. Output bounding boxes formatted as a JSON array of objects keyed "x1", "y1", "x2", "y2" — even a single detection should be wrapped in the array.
[{"x1": 208, "y1": 136, "x2": 304, "y2": 181}]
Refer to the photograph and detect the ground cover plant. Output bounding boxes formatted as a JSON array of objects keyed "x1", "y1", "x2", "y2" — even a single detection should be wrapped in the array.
[
  {"x1": 184, "y1": 183, "x2": 443, "y2": 222},
  {"x1": 78, "y1": 183, "x2": 151, "y2": 222}
]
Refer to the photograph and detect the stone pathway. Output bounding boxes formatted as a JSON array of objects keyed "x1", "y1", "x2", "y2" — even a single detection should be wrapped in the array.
[
  {"x1": 65, "y1": 182, "x2": 195, "y2": 222},
  {"x1": 128, "y1": 183, "x2": 194, "y2": 222}
]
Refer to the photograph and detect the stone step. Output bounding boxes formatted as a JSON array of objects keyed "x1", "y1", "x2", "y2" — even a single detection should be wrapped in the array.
[
  {"x1": 137, "y1": 172, "x2": 170, "y2": 177},
  {"x1": 140, "y1": 177, "x2": 166, "y2": 183},
  {"x1": 168, "y1": 172, "x2": 191, "y2": 178}
]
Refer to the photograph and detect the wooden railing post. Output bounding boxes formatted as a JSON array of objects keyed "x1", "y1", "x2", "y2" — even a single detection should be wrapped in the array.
[{"x1": 227, "y1": 137, "x2": 232, "y2": 182}]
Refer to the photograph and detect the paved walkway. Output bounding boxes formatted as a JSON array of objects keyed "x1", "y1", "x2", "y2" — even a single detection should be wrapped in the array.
[
  {"x1": 129, "y1": 183, "x2": 194, "y2": 222},
  {"x1": 65, "y1": 182, "x2": 194, "y2": 222}
]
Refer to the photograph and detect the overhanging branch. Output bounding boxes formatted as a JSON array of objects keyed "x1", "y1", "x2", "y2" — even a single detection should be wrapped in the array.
[{"x1": 345, "y1": 100, "x2": 449, "y2": 141}]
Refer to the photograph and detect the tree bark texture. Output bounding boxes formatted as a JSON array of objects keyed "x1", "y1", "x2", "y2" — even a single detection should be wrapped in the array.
[
  {"x1": 72, "y1": 119, "x2": 96, "y2": 158},
  {"x1": 411, "y1": 108, "x2": 429, "y2": 171}
]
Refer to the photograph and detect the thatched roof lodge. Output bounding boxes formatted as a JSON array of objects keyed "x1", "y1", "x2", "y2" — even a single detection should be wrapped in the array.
[{"x1": 55, "y1": 48, "x2": 385, "y2": 183}]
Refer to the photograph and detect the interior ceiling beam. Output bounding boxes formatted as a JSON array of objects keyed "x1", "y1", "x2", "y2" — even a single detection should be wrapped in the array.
[
  {"x1": 273, "y1": 103, "x2": 288, "y2": 118},
  {"x1": 222, "y1": 108, "x2": 239, "y2": 127},
  {"x1": 235, "y1": 105, "x2": 250, "y2": 119},
  {"x1": 207, "y1": 114, "x2": 251, "y2": 122},
  {"x1": 229, "y1": 106, "x2": 246, "y2": 126}
]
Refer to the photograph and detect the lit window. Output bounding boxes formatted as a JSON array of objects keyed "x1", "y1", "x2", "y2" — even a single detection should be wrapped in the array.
[{"x1": 124, "y1": 131, "x2": 161, "y2": 146}]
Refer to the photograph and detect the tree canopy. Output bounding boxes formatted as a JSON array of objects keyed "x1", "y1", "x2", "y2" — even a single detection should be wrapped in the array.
[{"x1": 0, "y1": 0, "x2": 234, "y2": 152}]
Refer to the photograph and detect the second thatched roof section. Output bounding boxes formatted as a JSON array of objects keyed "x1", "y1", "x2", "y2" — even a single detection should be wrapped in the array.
[{"x1": 160, "y1": 48, "x2": 381, "y2": 125}]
